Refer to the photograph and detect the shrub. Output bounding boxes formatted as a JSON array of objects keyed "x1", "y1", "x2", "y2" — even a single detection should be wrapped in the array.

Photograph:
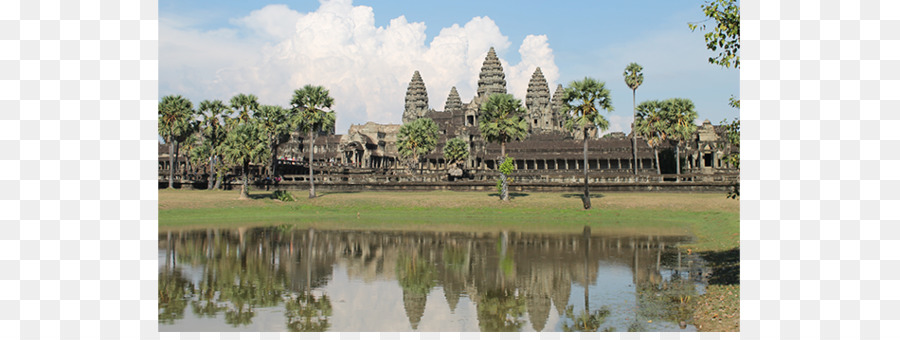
[{"x1": 273, "y1": 190, "x2": 295, "y2": 202}]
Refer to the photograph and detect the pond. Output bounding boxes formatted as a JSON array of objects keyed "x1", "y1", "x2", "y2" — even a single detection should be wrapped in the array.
[{"x1": 158, "y1": 226, "x2": 709, "y2": 332}]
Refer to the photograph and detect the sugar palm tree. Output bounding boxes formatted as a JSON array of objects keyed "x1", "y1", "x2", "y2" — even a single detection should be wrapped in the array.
[
  {"x1": 159, "y1": 95, "x2": 194, "y2": 189},
  {"x1": 479, "y1": 93, "x2": 528, "y2": 201},
  {"x1": 221, "y1": 122, "x2": 270, "y2": 199},
  {"x1": 562, "y1": 77, "x2": 613, "y2": 210},
  {"x1": 229, "y1": 93, "x2": 259, "y2": 122},
  {"x1": 663, "y1": 98, "x2": 698, "y2": 177},
  {"x1": 623, "y1": 63, "x2": 644, "y2": 175},
  {"x1": 290, "y1": 85, "x2": 336, "y2": 199},
  {"x1": 397, "y1": 118, "x2": 439, "y2": 172},
  {"x1": 198, "y1": 100, "x2": 228, "y2": 189},
  {"x1": 443, "y1": 137, "x2": 469, "y2": 168},
  {"x1": 256, "y1": 105, "x2": 292, "y2": 181},
  {"x1": 635, "y1": 100, "x2": 667, "y2": 175}
]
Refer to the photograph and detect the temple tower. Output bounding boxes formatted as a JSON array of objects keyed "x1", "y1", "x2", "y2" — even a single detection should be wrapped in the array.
[
  {"x1": 525, "y1": 67, "x2": 552, "y2": 132},
  {"x1": 403, "y1": 70, "x2": 429, "y2": 124},
  {"x1": 444, "y1": 86, "x2": 463, "y2": 112},
  {"x1": 550, "y1": 84, "x2": 566, "y2": 131},
  {"x1": 476, "y1": 47, "x2": 507, "y2": 99}
]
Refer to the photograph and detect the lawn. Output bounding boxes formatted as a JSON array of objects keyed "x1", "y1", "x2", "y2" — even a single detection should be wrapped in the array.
[
  {"x1": 158, "y1": 188, "x2": 740, "y2": 332},
  {"x1": 159, "y1": 189, "x2": 738, "y2": 252}
]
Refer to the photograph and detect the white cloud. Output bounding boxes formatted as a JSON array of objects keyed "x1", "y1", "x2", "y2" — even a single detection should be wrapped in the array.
[{"x1": 160, "y1": 0, "x2": 561, "y2": 133}]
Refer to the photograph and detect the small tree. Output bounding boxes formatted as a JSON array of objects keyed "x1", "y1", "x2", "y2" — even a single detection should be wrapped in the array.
[
  {"x1": 256, "y1": 105, "x2": 292, "y2": 181},
  {"x1": 158, "y1": 95, "x2": 194, "y2": 189},
  {"x1": 442, "y1": 137, "x2": 469, "y2": 168},
  {"x1": 290, "y1": 85, "x2": 336, "y2": 199},
  {"x1": 662, "y1": 98, "x2": 698, "y2": 177},
  {"x1": 221, "y1": 122, "x2": 270, "y2": 199},
  {"x1": 623, "y1": 63, "x2": 644, "y2": 175},
  {"x1": 479, "y1": 93, "x2": 528, "y2": 202},
  {"x1": 198, "y1": 99, "x2": 228, "y2": 190},
  {"x1": 721, "y1": 117, "x2": 739, "y2": 198},
  {"x1": 561, "y1": 78, "x2": 613, "y2": 209},
  {"x1": 397, "y1": 118, "x2": 439, "y2": 172},
  {"x1": 634, "y1": 100, "x2": 667, "y2": 175}
]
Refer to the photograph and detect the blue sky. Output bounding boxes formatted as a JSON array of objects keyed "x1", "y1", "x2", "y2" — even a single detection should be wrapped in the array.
[{"x1": 160, "y1": 0, "x2": 739, "y2": 134}]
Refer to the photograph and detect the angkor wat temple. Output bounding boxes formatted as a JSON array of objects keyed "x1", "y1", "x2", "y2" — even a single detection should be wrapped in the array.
[{"x1": 159, "y1": 47, "x2": 737, "y2": 188}]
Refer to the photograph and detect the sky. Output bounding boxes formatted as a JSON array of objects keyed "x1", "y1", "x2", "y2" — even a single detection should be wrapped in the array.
[{"x1": 159, "y1": 0, "x2": 739, "y2": 135}]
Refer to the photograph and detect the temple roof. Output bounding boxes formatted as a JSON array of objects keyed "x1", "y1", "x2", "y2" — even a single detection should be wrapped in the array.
[{"x1": 476, "y1": 47, "x2": 507, "y2": 99}]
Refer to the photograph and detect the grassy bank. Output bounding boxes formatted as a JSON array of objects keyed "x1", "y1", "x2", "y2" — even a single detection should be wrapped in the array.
[
  {"x1": 158, "y1": 188, "x2": 740, "y2": 331},
  {"x1": 159, "y1": 189, "x2": 738, "y2": 251}
]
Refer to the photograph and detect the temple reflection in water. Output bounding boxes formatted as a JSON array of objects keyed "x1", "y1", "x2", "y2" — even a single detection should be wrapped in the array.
[{"x1": 159, "y1": 227, "x2": 708, "y2": 332}]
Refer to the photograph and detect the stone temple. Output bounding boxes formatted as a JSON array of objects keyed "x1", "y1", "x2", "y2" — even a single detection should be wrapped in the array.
[{"x1": 160, "y1": 47, "x2": 738, "y2": 187}]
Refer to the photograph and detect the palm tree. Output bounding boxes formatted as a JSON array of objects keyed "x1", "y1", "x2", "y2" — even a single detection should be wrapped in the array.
[
  {"x1": 221, "y1": 122, "x2": 270, "y2": 199},
  {"x1": 623, "y1": 63, "x2": 644, "y2": 175},
  {"x1": 198, "y1": 100, "x2": 228, "y2": 189},
  {"x1": 443, "y1": 137, "x2": 469, "y2": 168},
  {"x1": 290, "y1": 85, "x2": 336, "y2": 199},
  {"x1": 256, "y1": 105, "x2": 292, "y2": 181},
  {"x1": 635, "y1": 100, "x2": 667, "y2": 175},
  {"x1": 159, "y1": 95, "x2": 194, "y2": 189},
  {"x1": 561, "y1": 78, "x2": 613, "y2": 210},
  {"x1": 229, "y1": 93, "x2": 259, "y2": 122},
  {"x1": 663, "y1": 98, "x2": 698, "y2": 177},
  {"x1": 479, "y1": 93, "x2": 528, "y2": 201},
  {"x1": 397, "y1": 118, "x2": 439, "y2": 172}
]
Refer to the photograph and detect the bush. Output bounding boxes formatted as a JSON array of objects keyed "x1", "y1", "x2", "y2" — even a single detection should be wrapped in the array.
[{"x1": 273, "y1": 190, "x2": 295, "y2": 202}]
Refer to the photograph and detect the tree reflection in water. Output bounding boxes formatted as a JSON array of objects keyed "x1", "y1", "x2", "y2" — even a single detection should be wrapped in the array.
[
  {"x1": 284, "y1": 293, "x2": 333, "y2": 332},
  {"x1": 158, "y1": 226, "x2": 705, "y2": 332}
]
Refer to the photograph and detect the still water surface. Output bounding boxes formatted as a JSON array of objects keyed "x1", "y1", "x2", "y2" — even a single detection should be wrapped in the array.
[{"x1": 159, "y1": 227, "x2": 708, "y2": 332}]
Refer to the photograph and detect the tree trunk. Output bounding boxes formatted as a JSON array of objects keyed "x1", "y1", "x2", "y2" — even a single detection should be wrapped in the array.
[
  {"x1": 500, "y1": 142, "x2": 508, "y2": 201},
  {"x1": 654, "y1": 148, "x2": 661, "y2": 176},
  {"x1": 654, "y1": 132, "x2": 662, "y2": 175},
  {"x1": 214, "y1": 155, "x2": 223, "y2": 190},
  {"x1": 173, "y1": 140, "x2": 180, "y2": 186},
  {"x1": 675, "y1": 144, "x2": 681, "y2": 181},
  {"x1": 240, "y1": 161, "x2": 249, "y2": 199},
  {"x1": 632, "y1": 89, "x2": 638, "y2": 176},
  {"x1": 308, "y1": 131, "x2": 316, "y2": 199},
  {"x1": 270, "y1": 140, "x2": 278, "y2": 180},
  {"x1": 208, "y1": 154, "x2": 215, "y2": 190},
  {"x1": 168, "y1": 140, "x2": 175, "y2": 189},
  {"x1": 582, "y1": 128, "x2": 591, "y2": 210}
]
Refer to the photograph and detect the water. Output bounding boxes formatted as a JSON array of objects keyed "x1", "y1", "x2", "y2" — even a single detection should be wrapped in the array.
[{"x1": 159, "y1": 226, "x2": 708, "y2": 332}]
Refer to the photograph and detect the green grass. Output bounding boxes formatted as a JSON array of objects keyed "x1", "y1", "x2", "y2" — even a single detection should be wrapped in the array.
[{"x1": 159, "y1": 189, "x2": 738, "y2": 252}]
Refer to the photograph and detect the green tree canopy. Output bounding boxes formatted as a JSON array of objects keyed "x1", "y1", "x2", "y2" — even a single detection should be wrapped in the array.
[
  {"x1": 689, "y1": 0, "x2": 740, "y2": 68},
  {"x1": 221, "y1": 122, "x2": 270, "y2": 199},
  {"x1": 479, "y1": 93, "x2": 528, "y2": 202},
  {"x1": 479, "y1": 93, "x2": 528, "y2": 158},
  {"x1": 256, "y1": 105, "x2": 292, "y2": 178},
  {"x1": 159, "y1": 95, "x2": 195, "y2": 188},
  {"x1": 290, "y1": 85, "x2": 336, "y2": 199},
  {"x1": 229, "y1": 93, "x2": 260, "y2": 122},
  {"x1": 198, "y1": 99, "x2": 229, "y2": 189},
  {"x1": 561, "y1": 77, "x2": 613, "y2": 209},
  {"x1": 443, "y1": 137, "x2": 469, "y2": 166},
  {"x1": 398, "y1": 118, "x2": 439, "y2": 169}
]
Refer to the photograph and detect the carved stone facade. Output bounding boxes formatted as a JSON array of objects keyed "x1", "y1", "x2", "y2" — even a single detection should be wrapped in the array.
[
  {"x1": 525, "y1": 67, "x2": 563, "y2": 134},
  {"x1": 402, "y1": 70, "x2": 429, "y2": 124},
  {"x1": 444, "y1": 86, "x2": 462, "y2": 112},
  {"x1": 475, "y1": 47, "x2": 507, "y2": 99},
  {"x1": 682, "y1": 120, "x2": 739, "y2": 175}
]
